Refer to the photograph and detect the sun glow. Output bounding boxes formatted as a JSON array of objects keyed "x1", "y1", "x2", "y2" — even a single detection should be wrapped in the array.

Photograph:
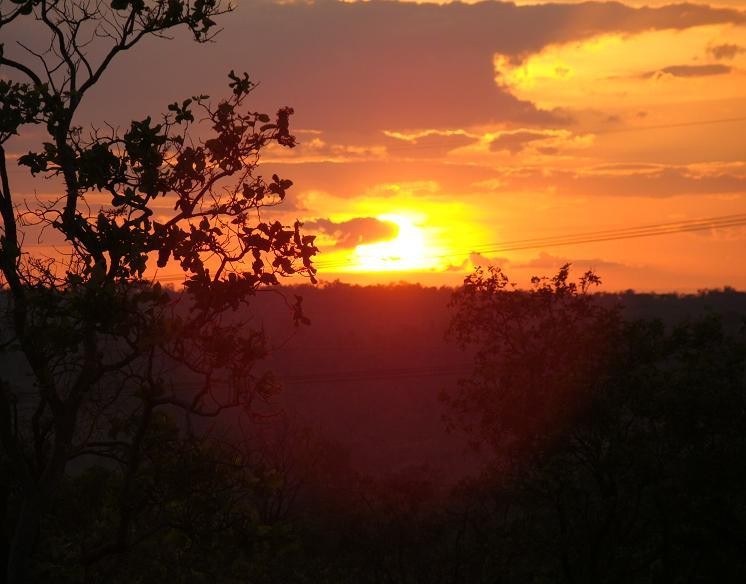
[
  {"x1": 352, "y1": 214, "x2": 435, "y2": 272},
  {"x1": 494, "y1": 27, "x2": 746, "y2": 110}
]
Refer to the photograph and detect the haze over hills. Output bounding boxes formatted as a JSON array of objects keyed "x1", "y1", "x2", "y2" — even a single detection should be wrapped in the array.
[
  {"x1": 243, "y1": 282, "x2": 746, "y2": 484},
  {"x1": 4, "y1": 282, "x2": 745, "y2": 487},
  {"x1": 3, "y1": 280, "x2": 746, "y2": 580}
]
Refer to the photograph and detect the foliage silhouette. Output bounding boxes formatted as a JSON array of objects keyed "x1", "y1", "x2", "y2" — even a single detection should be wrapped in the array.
[
  {"x1": 0, "y1": 1, "x2": 317, "y2": 581},
  {"x1": 441, "y1": 265, "x2": 746, "y2": 583},
  {"x1": 445, "y1": 263, "x2": 617, "y2": 460}
]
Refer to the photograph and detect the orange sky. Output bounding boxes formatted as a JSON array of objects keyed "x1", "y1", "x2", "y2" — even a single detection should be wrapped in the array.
[{"x1": 4, "y1": 0, "x2": 746, "y2": 291}]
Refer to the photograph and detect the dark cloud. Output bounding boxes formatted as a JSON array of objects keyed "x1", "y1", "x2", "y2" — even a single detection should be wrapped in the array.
[
  {"x1": 264, "y1": 159, "x2": 746, "y2": 202},
  {"x1": 645, "y1": 64, "x2": 732, "y2": 78},
  {"x1": 469, "y1": 252, "x2": 509, "y2": 269},
  {"x1": 468, "y1": 250, "x2": 625, "y2": 271},
  {"x1": 263, "y1": 160, "x2": 499, "y2": 200},
  {"x1": 231, "y1": 0, "x2": 744, "y2": 134},
  {"x1": 489, "y1": 131, "x2": 549, "y2": 154},
  {"x1": 384, "y1": 133, "x2": 479, "y2": 158},
  {"x1": 566, "y1": 166, "x2": 746, "y2": 197},
  {"x1": 444, "y1": 259, "x2": 469, "y2": 272},
  {"x1": 20, "y1": 160, "x2": 740, "y2": 212},
  {"x1": 515, "y1": 251, "x2": 627, "y2": 271},
  {"x1": 305, "y1": 217, "x2": 398, "y2": 248},
  {"x1": 707, "y1": 43, "x2": 746, "y2": 60},
  {"x1": 589, "y1": 163, "x2": 663, "y2": 172},
  {"x1": 4, "y1": 0, "x2": 742, "y2": 136},
  {"x1": 476, "y1": 166, "x2": 746, "y2": 198}
]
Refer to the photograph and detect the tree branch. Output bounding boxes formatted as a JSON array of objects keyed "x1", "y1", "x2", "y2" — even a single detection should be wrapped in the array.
[{"x1": 0, "y1": 57, "x2": 43, "y2": 87}]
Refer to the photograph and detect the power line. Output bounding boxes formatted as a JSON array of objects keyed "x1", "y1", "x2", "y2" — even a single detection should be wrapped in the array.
[
  {"x1": 588, "y1": 116, "x2": 746, "y2": 135},
  {"x1": 463, "y1": 213, "x2": 746, "y2": 252},
  {"x1": 10, "y1": 365, "x2": 473, "y2": 413},
  {"x1": 60, "y1": 212, "x2": 744, "y2": 282},
  {"x1": 153, "y1": 213, "x2": 746, "y2": 278},
  {"x1": 314, "y1": 213, "x2": 746, "y2": 270},
  {"x1": 164, "y1": 364, "x2": 473, "y2": 391},
  {"x1": 317, "y1": 215, "x2": 746, "y2": 270},
  {"x1": 280, "y1": 365, "x2": 471, "y2": 385},
  {"x1": 471, "y1": 216, "x2": 746, "y2": 255}
]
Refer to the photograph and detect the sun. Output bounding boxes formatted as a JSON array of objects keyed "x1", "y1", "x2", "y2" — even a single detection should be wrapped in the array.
[{"x1": 352, "y1": 213, "x2": 435, "y2": 272}]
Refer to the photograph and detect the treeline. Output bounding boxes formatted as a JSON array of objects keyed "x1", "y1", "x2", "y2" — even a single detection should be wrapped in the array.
[{"x1": 3, "y1": 274, "x2": 746, "y2": 582}]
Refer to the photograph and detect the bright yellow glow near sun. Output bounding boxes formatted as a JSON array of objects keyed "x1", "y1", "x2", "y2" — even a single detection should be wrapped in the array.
[
  {"x1": 494, "y1": 25, "x2": 746, "y2": 110},
  {"x1": 352, "y1": 213, "x2": 436, "y2": 272}
]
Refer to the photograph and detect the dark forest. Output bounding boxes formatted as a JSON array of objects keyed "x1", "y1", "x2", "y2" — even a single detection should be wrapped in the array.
[{"x1": 3, "y1": 281, "x2": 746, "y2": 582}]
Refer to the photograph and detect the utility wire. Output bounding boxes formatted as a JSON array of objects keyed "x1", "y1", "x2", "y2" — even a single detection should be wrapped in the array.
[
  {"x1": 145, "y1": 213, "x2": 746, "y2": 280},
  {"x1": 461, "y1": 213, "x2": 746, "y2": 252},
  {"x1": 314, "y1": 213, "x2": 746, "y2": 270},
  {"x1": 9, "y1": 362, "x2": 473, "y2": 404},
  {"x1": 170, "y1": 364, "x2": 473, "y2": 389},
  {"x1": 279, "y1": 365, "x2": 472, "y2": 385}
]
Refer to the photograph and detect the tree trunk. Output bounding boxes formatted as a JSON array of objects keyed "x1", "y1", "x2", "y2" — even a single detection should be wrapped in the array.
[
  {"x1": 5, "y1": 407, "x2": 77, "y2": 584},
  {"x1": 5, "y1": 492, "x2": 41, "y2": 584},
  {"x1": 0, "y1": 482, "x2": 9, "y2": 584}
]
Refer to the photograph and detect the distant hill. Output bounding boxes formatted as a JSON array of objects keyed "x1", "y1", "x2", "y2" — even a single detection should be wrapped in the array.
[
  {"x1": 3, "y1": 284, "x2": 745, "y2": 486},
  {"x1": 248, "y1": 283, "x2": 746, "y2": 483}
]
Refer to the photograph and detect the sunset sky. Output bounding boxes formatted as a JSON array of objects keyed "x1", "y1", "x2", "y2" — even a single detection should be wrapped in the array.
[{"x1": 5, "y1": 0, "x2": 746, "y2": 290}]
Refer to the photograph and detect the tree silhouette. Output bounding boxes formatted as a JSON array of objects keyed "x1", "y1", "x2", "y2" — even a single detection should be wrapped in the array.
[
  {"x1": 444, "y1": 266, "x2": 746, "y2": 582},
  {"x1": 0, "y1": 2, "x2": 317, "y2": 581},
  {"x1": 445, "y1": 264, "x2": 617, "y2": 462}
]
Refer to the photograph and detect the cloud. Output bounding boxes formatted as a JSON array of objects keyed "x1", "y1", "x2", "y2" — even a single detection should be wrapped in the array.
[
  {"x1": 463, "y1": 251, "x2": 634, "y2": 283},
  {"x1": 444, "y1": 259, "x2": 469, "y2": 272},
  {"x1": 486, "y1": 129, "x2": 592, "y2": 155},
  {"x1": 383, "y1": 130, "x2": 479, "y2": 158},
  {"x1": 468, "y1": 252, "x2": 509, "y2": 269},
  {"x1": 707, "y1": 43, "x2": 746, "y2": 60},
  {"x1": 5, "y1": 0, "x2": 742, "y2": 137},
  {"x1": 265, "y1": 136, "x2": 387, "y2": 164},
  {"x1": 242, "y1": 0, "x2": 743, "y2": 133},
  {"x1": 364, "y1": 180, "x2": 441, "y2": 198},
  {"x1": 271, "y1": 159, "x2": 746, "y2": 204},
  {"x1": 588, "y1": 163, "x2": 664, "y2": 173},
  {"x1": 265, "y1": 160, "x2": 499, "y2": 201},
  {"x1": 304, "y1": 217, "x2": 398, "y2": 249},
  {"x1": 515, "y1": 251, "x2": 627, "y2": 271},
  {"x1": 473, "y1": 164, "x2": 746, "y2": 198},
  {"x1": 489, "y1": 130, "x2": 549, "y2": 154},
  {"x1": 645, "y1": 64, "x2": 732, "y2": 79}
]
